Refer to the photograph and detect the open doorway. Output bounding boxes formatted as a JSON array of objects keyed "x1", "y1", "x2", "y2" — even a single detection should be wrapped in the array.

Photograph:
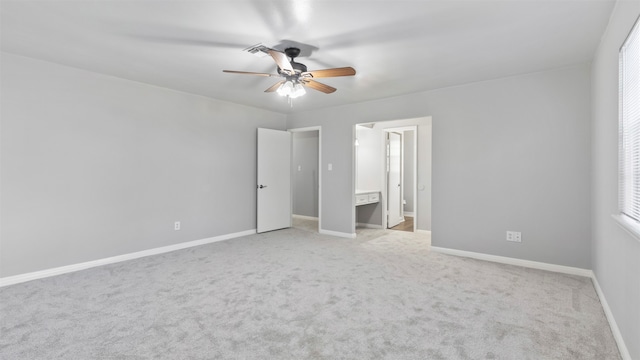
[
  {"x1": 386, "y1": 131, "x2": 403, "y2": 229},
  {"x1": 384, "y1": 127, "x2": 417, "y2": 232},
  {"x1": 353, "y1": 118, "x2": 430, "y2": 235},
  {"x1": 385, "y1": 129, "x2": 416, "y2": 232},
  {"x1": 290, "y1": 127, "x2": 321, "y2": 232},
  {"x1": 354, "y1": 124, "x2": 417, "y2": 232}
]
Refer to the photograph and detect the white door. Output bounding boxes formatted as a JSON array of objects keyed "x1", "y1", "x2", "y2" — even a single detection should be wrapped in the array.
[
  {"x1": 387, "y1": 132, "x2": 403, "y2": 228},
  {"x1": 257, "y1": 128, "x2": 291, "y2": 233}
]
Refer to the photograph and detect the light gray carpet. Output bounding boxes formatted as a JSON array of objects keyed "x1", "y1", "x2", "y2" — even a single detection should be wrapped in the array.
[{"x1": 0, "y1": 225, "x2": 621, "y2": 359}]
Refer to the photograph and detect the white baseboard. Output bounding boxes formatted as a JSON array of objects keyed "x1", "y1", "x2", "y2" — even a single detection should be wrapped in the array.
[
  {"x1": 430, "y1": 246, "x2": 592, "y2": 277},
  {"x1": 0, "y1": 229, "x2": 257, "y2": 287},
  {"x1": 430, "y1": 246, "x2": 630, "y2": 360},
  {"x1": 404, "y1": 212, "x2": 415, "y2": 217},
  {"x1": 319, "y1": 229, "x2": 356, "y2": 239},
  {"x1": 356, "y1": 223, "x2": 383, "y2": 229},
  {"x1": 292, "y1": 214, "x2": 318, "y2": 221},
  {"x1": 591, "y1": 274, "x2": 632, "y2": 360}
]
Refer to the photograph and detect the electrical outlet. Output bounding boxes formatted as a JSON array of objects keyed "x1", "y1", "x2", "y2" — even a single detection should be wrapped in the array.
[
  {"x1": 513, "y1": 231, "x2": 522, "y2": 242},
  {"x1": 506, "y1": 231, "x2": 521, "y2": 242},
  {"x1": 506, "y1": 231, "x2": 514, "y2": 241},
  {"x1": 174, "y1": 221, "x2": 181, "y2": 231}
]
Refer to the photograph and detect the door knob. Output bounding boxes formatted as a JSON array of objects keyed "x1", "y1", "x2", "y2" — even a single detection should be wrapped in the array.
[{"x1": 258, "y1": 184, "x2": 267, "y2": 189}]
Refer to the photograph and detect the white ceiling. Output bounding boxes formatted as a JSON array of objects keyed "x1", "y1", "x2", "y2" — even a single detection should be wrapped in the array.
[{"x1": 1, "y1": 0, "x2": 615, "y2": 114}]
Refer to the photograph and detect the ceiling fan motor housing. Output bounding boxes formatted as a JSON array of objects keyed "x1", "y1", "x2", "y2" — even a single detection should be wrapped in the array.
[
  {"x1": 277, "y1": 61, "x2": 307, "y2": 75},
  {"x1": 284, "y1": 47, "x2": 301, "y2": 59},
  {"x1": 275, "y1": 47, "x2": 307, "y2": 74}
]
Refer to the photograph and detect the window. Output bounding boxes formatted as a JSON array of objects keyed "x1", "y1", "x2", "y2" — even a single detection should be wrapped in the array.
[{"x1": 619, "y1": 17, "x2": 640, "y2": 228}]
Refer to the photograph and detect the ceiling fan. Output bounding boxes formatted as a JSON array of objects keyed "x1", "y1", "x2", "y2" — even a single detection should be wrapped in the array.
[{"x1": 223, "y1": 45, "x2": 356, "y2": 99}]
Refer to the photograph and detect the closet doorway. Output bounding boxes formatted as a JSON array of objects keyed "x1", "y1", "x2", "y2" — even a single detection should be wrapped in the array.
[{"x1": 290, "y1": 127, "x2": 321, "y2": 232}]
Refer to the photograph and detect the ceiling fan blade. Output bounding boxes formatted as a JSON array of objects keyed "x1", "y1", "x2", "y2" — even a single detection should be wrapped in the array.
[
  {"x1": 268, "y1": 49, "x2": 294, "y2": 73},
  {"x1": 223, "y1": 70, "x2": 278, "y2": 77},
  {"x1": 303, "y1": 67, "x2": 356, "y2": 78},
  {"x1": 302, "y1": 80, "x2": 337, "y2": 94},
  {"x1": 265, "y1": 80, "x2": 285, "y2": 93}
]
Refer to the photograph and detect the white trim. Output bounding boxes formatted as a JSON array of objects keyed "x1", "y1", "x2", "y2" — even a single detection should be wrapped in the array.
[
  {"x1": 381, "y1": 125, "x2": 419, "y2": 232},
  {"x1": 356, "y1": 223, "x2": 384, "y2": 229},
  {"x1": 292, "y1": 214, "x2": 318, "y2": 221},
  {"x1": 612, "y1": 213, "x2": 640, "y2": 243},
  {"x1": 591, "y1": 274, "x2": 632, "y2": 360},
  {"x1": 430, "y1": 246, "x2": 592, "y2": 277},
  {"x1": 0, "y1": 229, "x2": 256, "y2": 287},
  {"x1": 319, "y1": 229, "x2": 356, "y2": 239},
  {"x1": 352, "y1": 125, "x2": 358, "y2": 232},
  {"x1": 403, "y1": 211, "x2": 415, "y2": 217},
  {"x1": 288, "y1": 126, "x2": 322, "y2": 133}
]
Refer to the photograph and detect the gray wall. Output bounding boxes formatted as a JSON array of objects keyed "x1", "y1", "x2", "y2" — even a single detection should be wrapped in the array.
[
  {"x1": 591, "y1": 1, "x2": 640, "y2": 358},
  {"x1": 0, "y1": 52, "x2": 287, "y2": 277},
  {"x1": 288, "y1": 64, "x2": 591, "y2": 269},
  {"x1": 403, "y1": 130, "x2": 415, "y2": 214},
  {"x1": 292, "y1": 131, "x2": 319, "y2": 217},
  {"x1": 356, "y1": 202, "x2": 382, "y2": 226}
]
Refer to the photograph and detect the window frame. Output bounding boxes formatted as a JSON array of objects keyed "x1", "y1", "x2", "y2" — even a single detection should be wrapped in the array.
[{"x1": 615, "y1": 15, "x2": 640, "y2": 243}]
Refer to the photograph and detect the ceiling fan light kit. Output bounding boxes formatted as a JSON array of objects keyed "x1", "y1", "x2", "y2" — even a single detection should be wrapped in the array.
[
  {"x1": 223, "y1": 45, "x2": 356, "y2": 104},
  {"x1": 277, "y1": 80, "x2": 306, "y2": 98}
]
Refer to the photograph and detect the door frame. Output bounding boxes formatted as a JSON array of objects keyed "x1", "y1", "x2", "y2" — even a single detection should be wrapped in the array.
[
  {"x1": 382, "y1": 126, "x2": 417, "y2": 231},
  {"x1": 288, "y1": 126, "x2": 322, "y2": 231},
  {"x1": 386, "y1": 131, "x2": 403, "y2": 228}
]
